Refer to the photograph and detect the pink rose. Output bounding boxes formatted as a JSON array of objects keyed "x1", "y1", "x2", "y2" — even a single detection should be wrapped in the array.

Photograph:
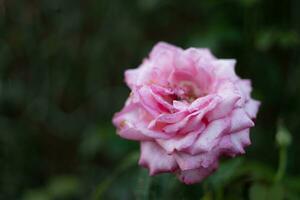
[{"x1": 112, "y1": 42, "x2": 260, "y2": 184}]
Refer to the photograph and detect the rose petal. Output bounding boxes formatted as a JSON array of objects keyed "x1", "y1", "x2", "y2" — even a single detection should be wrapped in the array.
[
  {"x1": 163, "y1": 96, "x2": 219, "y2": 134},
  {"x1": 207, "y1": 81, "x2": 241, "y2": 121},
  {"x1": 136, "y1": 86, "x2": 164, "y2": 116},
  {"x1": 149, "y1": 42, "x2": 180, "y2": 60},
  {"x1": 173, "y1": 100, "x2": 189, "y2": 111},
  {"x1": 245, "y1": 99, "x2": 261, "y2": 119},
  {"x1": 185, "y1": 48, "x2": 216, "y2": 62},
  {"x1": 149, "y1": 111, "x2": 188, "y2": 129},
  {"x1": 235, "y1": 79, "x2": 252, "y2": 106},
  {"x1": 156, "y1": 125, "x2": 205, "y2": 154},
  {"x1": 139, "y1": 141, "x2": 178, "y2": 175},
  {"x1": 229, "y1": 108, "x2": 254, "y2": 133},
  {"x1": 113, "y1": 103, "x2": 172, "y2": 140},
  {"x1": 176, "y1": 161, "x2": 218, "y2": 184},
  {"x1": 219, "y1": 129, "x2": 251, "y2": 156},
  {"x1": 213, "y1": 59, "x2": 238, "y2": 80},
  {"x1": 113, "y1": 104, "x2": 151, "y2": 140},
  {"x1": 174, "y1": 150, "x2": 219, "y2": 170},
  {"x1": 237, "y1": 79, "x2": 252, "y2": 100},
  {"x1": 189, "y1": 117, "x2": 230, "y2": 154},
  {"x1": 188, "y1": 94, "x2": 220, "y2": 112}
]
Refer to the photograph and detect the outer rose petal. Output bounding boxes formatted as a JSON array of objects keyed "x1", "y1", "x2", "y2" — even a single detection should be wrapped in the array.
[
  {"x1": 124, "y1": 61, "x2": 153, "y2": 88},
  {"x1": 245, "y1": 99, "x2": 261, "y2": 119},
  {"x1": 229, "y1": 108, "x2": 254, "y2": 133},
  {"x1": 213, "y1": 59, "x2": 238, "y2": 80},
  {"x1": 189, "y1": 117, "x2": 230, "y2": 154},
  {"x1": 185, "y1": 48, "x2": 216, "y2": 62},
  {"x1": 219, "y1": 129, "x2": 251, "y2": 156},
  {"x1": 113, "y1": 103, "x2": 172, "y2": 140},
  {"x1": 139, "y1": 141, "x2": 178, "y2": 175},
  {"x1": 237, "y1": 80, "x2": 252, "y2": 100},
  {"x1": 206, "y1": 81, "x2": 241, "y2": 121},
  {"x1": 116, "y1": 127, "x2": 151, "y2": 141},
  {"x1": 177, "y1": 161, "x2": 219, "y2": 184},
  {"x1": 174, "y1": 150, "x2": 218, "y2": 171},
  {"x1": 149, "y1": 42, "x2": 181, "y2": 60},
  {"x1": 113, "y1": 104, "x2": 151, "y2": 140},
  {"x1": 235, "y1": 79, "x2": 252, "y2": 106},
  {"x1": 156, "y1": 124, "x2": 205, "y2": 154}
]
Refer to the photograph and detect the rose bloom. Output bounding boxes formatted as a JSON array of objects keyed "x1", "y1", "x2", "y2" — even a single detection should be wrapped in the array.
[{"x1": 113, "y1": 42, "x2": 260, "y2": 184}]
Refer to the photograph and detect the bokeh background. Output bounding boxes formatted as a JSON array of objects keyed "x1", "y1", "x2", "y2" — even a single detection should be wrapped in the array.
[{"x1": 0, "y1": 0, "x2": 300, "y2": 199}]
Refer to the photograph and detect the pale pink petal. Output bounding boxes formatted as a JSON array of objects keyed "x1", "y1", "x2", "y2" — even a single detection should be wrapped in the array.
[
  {"x1": 219, "y1": 129, "x2": 251, "y2": 156},
  {"x1": 177, "y1": 162, "x2": 218, "y2": 184},
  {"x1": 150, "y1": 84, "x2": 174, "y2": 96},
  {"x1": 149, "y1": 42, "x2": 181, "y2": 60},
  {"x1": 173, "y1": 100, "x2": 189, "y2": 111},
  {"x1": 163, "y1": 96, "x2": 219, "y2": 134},
  {"x1": 149, "y1": 111, "x2": 188, "y2": 129},
  {"x1": 125, "y1": 61, "x2": 154, "y2": 88},
  {"x1": 168, "y1": 70, "x2": 197, "y2": 88},
  {"x1": 136, "y1": 86, "x2": 163, "y2": 116},
  {"x1": 179, "y1": 115, "x2": 206, "y2": 135},
  {"x1": 147, "y1": 43, "x2": 178, "y2": 86},
  {"x1": 162, "y1": 111, "x2": 200, "y2": 133},
  {"x1": 245, "y1": 99, "x2": 261, "y2": 119},
  {"x1": 189, "y1": 117, "x2": 230, "y2": 154},
  {"x1": 188, "y1": 94, "x2": 220, "y2": 112},
  {"x1": 237, "y1": 79, "x2": 252, "y2": 100},
  {"x1": 195, "y1": 66, "x2": 214, "y2": 94},
  {"x1": 184, "y1": 48, "x2": 216, "y2": 62},
  {"x1": 150, "y1": 89, "x2": 174, "y2": 111},
  {"x1": 125, "y1": 69, "x2": 139, "y2": 89},
  {"x1": 174, "y1": 150, "x2": 219, "y2": 171},
  {"x1": 207, "y1": 81, "x2": 241, "y2": 121},
  {"x1": 113, "y1": 104, "x2": 171, "y2": 140},
  {"x1": 116, "y1": 127, "x2": 151, "y2": 141},
  {"x1": 213, "y1": 59, "x2": 238, "y2": 80},
  {"x1": 113, "y1": 104, "x2": 151, "y2": 140},
  {"x1": 156, "y1": 125, "x2": 205, "y2": 154},
  {"x1": 229, "y1": 108, "x2": 254, "y2": 133},
  {"x1": 137, "y1": 126, "x2": 173, "y2": 139},
  {"x1": 235, "y1": 79, "x2": 252, "y2": 106},
  {"x1": 139, "y1": 141, "x2": 178, "y2": 175}
]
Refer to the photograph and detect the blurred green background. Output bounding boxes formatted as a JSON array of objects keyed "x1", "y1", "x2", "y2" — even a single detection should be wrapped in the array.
[{"x1": 0, "y1": 0, "x2": 300, "y2": 199}]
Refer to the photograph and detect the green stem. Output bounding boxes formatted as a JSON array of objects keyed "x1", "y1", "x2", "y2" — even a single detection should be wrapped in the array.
[{"x1": 274, "y1": 146, "x2": 287, "y2": 183}]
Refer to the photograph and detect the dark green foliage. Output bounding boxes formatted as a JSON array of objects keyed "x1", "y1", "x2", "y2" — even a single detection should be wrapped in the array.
[{"x1": 0, "y1": 0, "x2": 299, "y2": 199}]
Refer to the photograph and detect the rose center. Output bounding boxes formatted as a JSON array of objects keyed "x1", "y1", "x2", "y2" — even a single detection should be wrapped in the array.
[{"x1": 173, "y1": 81, "x2": 203, "y2": 103}]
